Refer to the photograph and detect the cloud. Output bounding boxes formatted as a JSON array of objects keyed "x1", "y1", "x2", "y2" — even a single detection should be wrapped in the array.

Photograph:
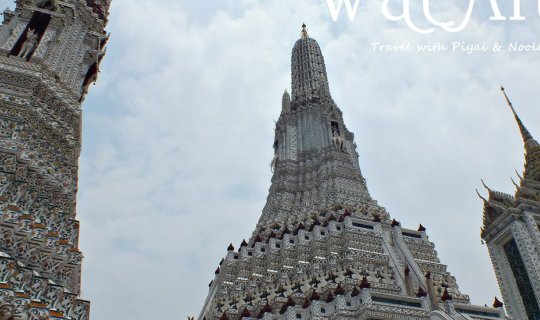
[{"x1": 3, "y1": 0, "x2": 539, "y2": 318}]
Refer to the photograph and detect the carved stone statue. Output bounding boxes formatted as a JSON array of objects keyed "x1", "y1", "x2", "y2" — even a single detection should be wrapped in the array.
[
  {"x1": 300, "y1": 279, "x2": 311, "y2": 293},
  {"x1": 335, "y1": 269, "x2": 346, "y2": 283},
  {"x1": 283, "y1": 281, "x2": 294, "y2": 297},
  {"x1": 18, "y1": 29, "x2": 38, "y2": 59},
  {"x1": 332, "y1": 130, "x2": 344, "y2": 152},
  {"x1": 379, "y1": 267, "x2": 394, "y2": 285},
  {"x1": 365, "y1": 265, "x2": 379, "y2": 283}
]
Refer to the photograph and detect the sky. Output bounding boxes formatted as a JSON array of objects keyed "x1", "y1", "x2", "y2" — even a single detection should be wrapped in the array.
[{"x1": 2, "y1": 0, "x2": 540, "y2": 319}]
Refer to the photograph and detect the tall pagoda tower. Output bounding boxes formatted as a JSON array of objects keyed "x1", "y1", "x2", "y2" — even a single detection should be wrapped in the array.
[
  {"x1": 199, "y1": 25, "x2": 505, "y2": 320},
  {"x1": 479, "y1": 88, "x2": 540, "y2": 320},
  {"x1": 0, "y1": 0, "x2": 109, "y2": 319}
]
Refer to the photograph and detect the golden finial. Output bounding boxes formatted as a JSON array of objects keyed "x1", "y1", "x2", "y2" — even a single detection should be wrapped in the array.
[{"x1": 301, "y1": 23, "x2": 308, "y2": 39}]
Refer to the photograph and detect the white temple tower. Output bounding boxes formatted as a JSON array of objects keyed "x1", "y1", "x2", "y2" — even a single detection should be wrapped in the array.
[
  {"x1": 199, "y1": 25, "x2": 505, "y2": 320},
  {"x1": 0, "y1": 0, "x2": 109, "y2": 319},
  {"x1": 479, "y1": 88, "x2": 540, "y2": 320}
]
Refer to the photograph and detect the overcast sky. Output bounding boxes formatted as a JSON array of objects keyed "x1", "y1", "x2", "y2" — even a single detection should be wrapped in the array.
[{"x1": 2, "y1": 0, "x2": 540, "y2": 319}]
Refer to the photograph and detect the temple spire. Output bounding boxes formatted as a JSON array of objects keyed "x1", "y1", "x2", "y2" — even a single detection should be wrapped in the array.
[
  {"x1": 500, "y1": 86, "x2": 538, "y2": 149},
  {"x1": 282, "y1": 89, "x2": 291, "y2": 113},
  {"x1": 500, "y1": 86, "x2": 540, "y2": 185},
  {"x1": 200, "y1": 26, "x2": 504, "y2": 320}
]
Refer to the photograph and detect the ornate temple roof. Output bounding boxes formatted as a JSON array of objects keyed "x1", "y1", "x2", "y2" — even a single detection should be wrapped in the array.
[{"x1": 480, "y1": 88, "x2": 540, "y2": 238}]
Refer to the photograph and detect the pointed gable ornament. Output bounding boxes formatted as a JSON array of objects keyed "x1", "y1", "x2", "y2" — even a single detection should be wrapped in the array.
[
  {"x1": 441, "y1": 287, "x2": 453, "y2": 301},
  {"x1": 416, "y1": 287, "x2": 428, "y2": 297},
  {"x1": 360, "y1": 276, "x2": 371, "y2": 289},
  {"x1": 493, "y1": 296, "x2": 504, "y2": 308}
]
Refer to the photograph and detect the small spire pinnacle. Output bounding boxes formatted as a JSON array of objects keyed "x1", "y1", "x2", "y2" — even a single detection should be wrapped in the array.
[
  {"x1": 510, "y1": 177, "x2": 520, "y2": 188},
  {"x1": 282, "y1": 89, "x2": 291, "y2": 108},
  {"x1": 476, "y1": 189, "x2": 488, "y2": 203},
  {"x1": 481, "y1": 179, "x2": 492, "y2": 193},
  {"x1": 515, "y1": 169, "x2": 524, "y2": 182},
  {"x1": 500, "y1": 87, "x2": 540, "y2": 184},
  {"x1": 500, "y1": 86, "x2": 535, "y2": 143},
  {"x1": 301, "y1": 23, "x2": 308, "y2": 38}
]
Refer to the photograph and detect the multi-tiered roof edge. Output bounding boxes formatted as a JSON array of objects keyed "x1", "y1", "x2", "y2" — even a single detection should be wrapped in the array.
[
  {"x1": 0, "y1": 0, "x2": 109, "y2": 319},
  {"x1": 199, "y1": 26, "x2": 505, "y2": 320}
]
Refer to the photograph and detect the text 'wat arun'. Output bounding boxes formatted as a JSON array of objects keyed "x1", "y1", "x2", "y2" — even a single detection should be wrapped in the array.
[
  {"x1": 0, "y1": 0, "x2": 109, "y2": 319},
  {"x1": 199, "y1": 25, "x2": 506, "y2": 320}
]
